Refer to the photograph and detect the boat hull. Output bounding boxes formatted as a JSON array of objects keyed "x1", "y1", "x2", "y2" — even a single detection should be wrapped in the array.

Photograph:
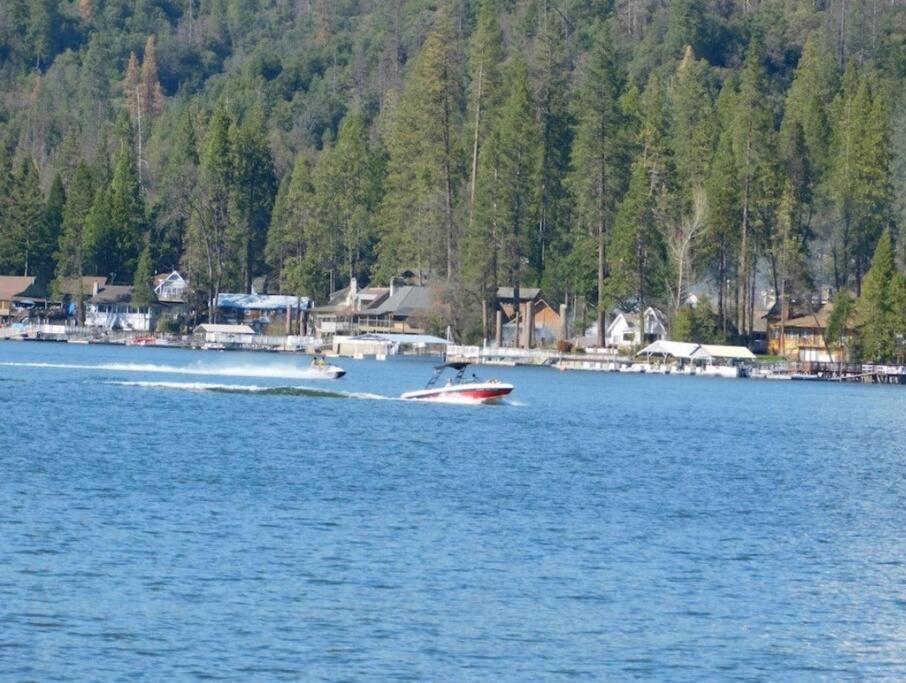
[{"x1": 400, "y1": 382, "x2": 513, "y2": 404}]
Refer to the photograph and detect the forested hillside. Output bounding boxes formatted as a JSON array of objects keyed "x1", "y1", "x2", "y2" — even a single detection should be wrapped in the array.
[{"x1": 1, "y1": 0, "x2": 905, "y2": 347}]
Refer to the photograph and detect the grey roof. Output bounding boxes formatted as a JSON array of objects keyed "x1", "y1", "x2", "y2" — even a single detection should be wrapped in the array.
[
  {"x1": 364, "y1": 286, "x2": 434, "y2": 317},
  {"x1": 89, "y1": 285, "x2": 135, "y2": 305}
]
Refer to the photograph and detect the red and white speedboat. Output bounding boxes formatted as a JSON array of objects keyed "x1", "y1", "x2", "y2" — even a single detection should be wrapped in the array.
[{"x1": 400, "y1": 362, "x2": 513, "y2": 404}]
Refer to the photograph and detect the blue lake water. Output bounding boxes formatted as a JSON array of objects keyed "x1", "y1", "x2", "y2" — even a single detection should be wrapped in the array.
[{"x1": 1, "y1": 341, "x2": 904, "y2": 680}]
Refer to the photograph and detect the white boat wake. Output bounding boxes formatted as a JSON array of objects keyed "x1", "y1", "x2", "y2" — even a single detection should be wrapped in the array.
[
  {"x1": 0, "y1": 360, "x2": 338, "y2": 380},
  {"x1": 103, "y1": 380, "x2": 388, "y2": 400}
]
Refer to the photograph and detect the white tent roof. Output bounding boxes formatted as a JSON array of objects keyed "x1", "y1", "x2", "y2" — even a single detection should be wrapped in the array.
[
  {"x1": 637, "y1": 340, "x2": 700, "y2": 359},
  {"x1": 194, "y1": 324, "x2": 255, "y2": 335},
  {"x1": 692, "y1": 344, "x2": 757, "y2": 360}
]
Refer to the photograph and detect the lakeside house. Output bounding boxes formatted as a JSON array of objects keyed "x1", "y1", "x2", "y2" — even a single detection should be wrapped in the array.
[
  {"x1": 495, "y1": 287, "x2": 562, "y2": 348},
  {"x1": 57, "y1": 276, "x2": 108, "y2": 316},
  {"x1": 153, "y1": 271, "x2": 189, "y2": 303},
  {"x1": 0, "y1": 276, "x2": 39, "y2": 323},
  {"x1": 765, "y1": 302, "x2": 850, "y2": 362},
  {"x1": 311, "y1": 278, "x2": 439, "y2": 339},
  {"x1": 605, "y1": 307, "x2": 668, "y2": 350},
  {"x1": 86, "y1": 284, "x2": 165, "y2": 331}
]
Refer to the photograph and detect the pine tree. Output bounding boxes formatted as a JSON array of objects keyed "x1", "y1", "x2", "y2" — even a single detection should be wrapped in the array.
[
  {"x1": 108, "y1": 139, "x2": 146, "y2": 281},
  {"x1": 531, "y1": 3, "x2": 574, "y2": 283},
  {"x1": 231, "y1": 105, "x2": 277, "y2": 293},
  {"x1": 313, "y1": 111, "x2": 380, "y2": 287},
  {"x1": 267, "y1": 152, "x2": 318, "y2": 295},
  {"x1": 378, "y1": 4, "x2": 463, "y2": 280},
  {"x1": 669, "y1": 46, "x2": 715, "y2": 204},
  {"x1": 828, "y1": 66, "x2": 893, "y2": 293},
  {"x1": 568, "y1": 18, "x2": 627, "y2": 346},
  {"x1": 132, "y1": 241, "x2": 154, "y2": 305},
  {"x1": 40, "y1": 174, "x2": 65, "y2": 285},
  {"x1": 84, "y1": 185, "x2": 114, "y2": 278},
  {"x1": 188, "y1": 104, "x2": 236, "y2": 320},
  {"x1": 123, "y1": 52, "x2": 141, "y2": 120},
  {"x1": 472, "y1": 60, "x2": 541, "y2": 346},
  {"x1": 703, "y1": 79, "x2": 740, "y2": 335},
  {"x1": 157, "y1": 106, "x2": 199, "y2": 271},
  {"x1": 857, "y1": 230, "x2": 896, "y2": 361},
  {"x1": 732, "y1": 42, "x2": 779, "y2": 339},
  {"x1": 25, "y1": 0, "x2": 58, "y2": 70},
  {"x1": 466, "y1": 0, "x2": 504, "y2": 224},
  {"x1": 0, "y1": 158, "x2": 47, "y2": 278},
  {"x1": 780, "y1": 35, "x2": 837, "y2": 176},
  {"x1": 55, "y1": 162, "x2": 95, "y2": 321},
  {"x1": 463, "y1": 1, "x2": 505, "y2": 339},
  {"x1": 140, "y1": 36, "x2": 164, "y2": 119}
]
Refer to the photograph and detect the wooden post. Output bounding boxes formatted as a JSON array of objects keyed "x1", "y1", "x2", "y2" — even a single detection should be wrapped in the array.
[
  {"x1": 524, "y1": 302, "x2": 534, "y2": 349},
  {"x1": 559, "y1": 303, "x2": 568, "y2": 342},
  {"x1": 495, "y1": 309, "x2": 503, "y2": 347},
  {"x1": 285, "y1": 304, "x2": 292, "y2": 335}
]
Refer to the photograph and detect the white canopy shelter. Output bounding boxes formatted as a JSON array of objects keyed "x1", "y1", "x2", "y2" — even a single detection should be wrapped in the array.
[
  {"x1": 637, "y1": 340, "x2": 700, "y2": 360},
  {"x1": 691, "y1": 344, "x2": 757, "y2": 361}
]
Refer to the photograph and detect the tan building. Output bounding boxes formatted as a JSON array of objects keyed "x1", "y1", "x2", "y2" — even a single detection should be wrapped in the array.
[{"x1": 766, "y1": 302, "x2": 851, "y2": 362}]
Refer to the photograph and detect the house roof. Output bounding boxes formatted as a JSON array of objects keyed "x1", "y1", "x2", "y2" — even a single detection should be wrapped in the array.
[
  {"x1": 0, "y1": 276, "x2": 37, "y2": 301},
  {"x1": 58, "y1": 276, "x2": 107, "y2": 296},
  {"x1": 607, "y1": 307, "x2": 666, "y2": 333},
  {"x1": 364, "y1": 286, "x2": 434, "y2": 317},
  {"x1": 313, "y1": 286, "x2": 389, "y2": 313},
  {"x1": 153, "y1": 271, "x2": 186, "y2": 287},
  {"x1": 216, "y1": 293, "x2": 310, "y2": 310},
  {"x1": 194, "y1": 324, "x2": 255, "y2": 335},
  {"x1": 783, "y1": 303, "x2": 834, "y2": 329},
  {"x1": 89, "y1": 285, "x2": 135, "y2": 304}
]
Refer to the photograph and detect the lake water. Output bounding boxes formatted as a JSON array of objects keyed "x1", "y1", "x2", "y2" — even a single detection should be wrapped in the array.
[{"x1": 1, "y1": 341, "x2": 904, "y2": 680}]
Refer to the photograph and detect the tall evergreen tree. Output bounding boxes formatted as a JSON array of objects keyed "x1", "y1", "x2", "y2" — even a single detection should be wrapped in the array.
[
  {"x1": 231, "y1": 105, "x2": 277, "y2": 293},
  {"x1": 531, "y1": 3, "x2": 574, "y2": 284},
  {"x1": 378, "y1": 5, "x2": 463, "y2": 280},
  {"x1": 108, "y1": 139, "x2": 146, "y2": 281},
  {"x1": 828, "y1": 66, "x2": 893, "y2": 293},
  {"x1": 132, "y1": 240, "x2": 154, "y2": 306},
  {"x1": 267, "y1": 153, "x2": 319, "y2": 296},
  {"x1": 858, "y1": 230, "x2": 897, "y2": 361},
  {"x1": 568, "y1": 19, "x2": 626, "y2": 345},
  {"x1": 313, "y1": 111, "x2": 381, "y2": 287},
  {"x1": 188, "y1": 104, "x2": 236, "y2": 320},
  {"x1": 780, "y1": 35, "x2": 837, "y2": 177},
  {"x1": 0, "y1": 158, "x2": 47, "y2": 278},
  {"x1": 157, "y1": 106, "x2": 199, "y2": 271},
  {"x1": 703, "y1": 80, "x2": 740, "y2": 335},
  {"x1": 55, "y1": 162, "x2": 95, "y2": 321},
  {"x1": 732, "y1": 43, "x2": 779, "y2": 339}
]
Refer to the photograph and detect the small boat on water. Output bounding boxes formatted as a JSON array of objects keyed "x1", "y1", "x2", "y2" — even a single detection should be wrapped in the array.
[
  {"x1": 401, "y1": 362, "x2": 513, "y2": 404},
  {"x1": 310, "y1": 355, "x2": 346, "y2": 379},
  {"x1": 127, "y1": 335, "x2": 156, "y2": 346}
]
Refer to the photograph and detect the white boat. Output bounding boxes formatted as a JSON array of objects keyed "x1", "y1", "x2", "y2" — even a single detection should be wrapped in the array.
[
  {"x1": 401, "y1": 362, "x2": 513, "y2": 404},
  {"x1": 310, "y1": 355, "x2": 346, "y2": 379}
]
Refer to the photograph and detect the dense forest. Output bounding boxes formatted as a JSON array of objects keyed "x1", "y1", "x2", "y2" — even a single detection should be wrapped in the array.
[{"x1": 0, "y1": 0, "x2": 904, "y2": 355}]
